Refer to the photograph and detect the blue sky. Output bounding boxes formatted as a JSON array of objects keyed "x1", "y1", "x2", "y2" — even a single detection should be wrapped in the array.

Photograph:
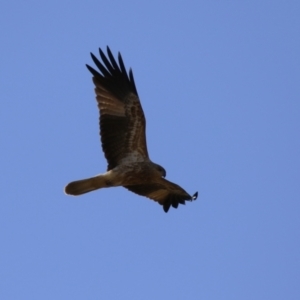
[{"x1": 1, "y1": 1, "x2": 299, "y2": 299}]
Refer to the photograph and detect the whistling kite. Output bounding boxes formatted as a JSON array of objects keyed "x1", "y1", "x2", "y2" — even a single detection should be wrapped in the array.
[{"x1": 65, "y1": 47, "x2": 197, "y2": 212}]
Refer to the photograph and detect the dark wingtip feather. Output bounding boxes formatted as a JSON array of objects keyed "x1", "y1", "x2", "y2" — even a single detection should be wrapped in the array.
[
  {"x1": 118, "y1": 52, "x2": 129, "y2": 80},
  {"x1": 163, "y1": 203, "x2": 171, "y2": 213},
  {"x1": 86, "y1": 64, "x2": 99, "y2": 77},
  {"x1": 106, "y1": 46, "x2": 113, "y2": 57},
  {"x1": 192, "y1": 192, "x2": 198, "y2": 200},
  {"x1": 106, "y1": 47, "x2": 119, "y2": 70},
  {"x1": 87, "y1": 47, "x2": 138, "y2": 98},
  {"x1": 129, "y1": 69, "x2": 138, "y2": 95},
  {"x1": 172, "y1": 202, "x2": 179, "y2": 208},
  {"x1": 161, "y1": 191, "x2": 198, "y2": 212}
]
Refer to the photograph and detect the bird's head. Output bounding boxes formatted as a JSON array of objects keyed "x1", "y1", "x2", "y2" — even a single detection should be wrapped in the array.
[{"x1": 155, "y1": 164, "x2": 166, "y2": 178}]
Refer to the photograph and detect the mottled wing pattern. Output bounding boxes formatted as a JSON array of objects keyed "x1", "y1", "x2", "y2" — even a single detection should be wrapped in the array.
[
  {"x1": 124, "y1": 178, "x2": 198, "y2": 212},
  {"x1": 86, "y1": 47, "x2": 149, "y2": 170}
]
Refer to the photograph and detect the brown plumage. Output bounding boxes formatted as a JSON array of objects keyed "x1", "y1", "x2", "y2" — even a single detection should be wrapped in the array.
[{"x1": 65, "y1": 47, "x2": 197, "y2": 212}]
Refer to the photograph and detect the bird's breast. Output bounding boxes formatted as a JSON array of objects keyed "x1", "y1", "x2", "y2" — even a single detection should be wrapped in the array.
[{"x1": 114, "y1": 162, "x2": 160, "y2": 185}]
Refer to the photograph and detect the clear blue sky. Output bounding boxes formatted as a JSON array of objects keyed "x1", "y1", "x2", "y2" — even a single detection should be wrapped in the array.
[{"x1": 1, "y1": 1, "x2": 299, "y2": 299}]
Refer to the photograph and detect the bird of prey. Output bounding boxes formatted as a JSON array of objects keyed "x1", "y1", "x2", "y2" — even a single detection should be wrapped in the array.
[{"x1": 65, "y1": 47, "x2": 198, "y2": 212}]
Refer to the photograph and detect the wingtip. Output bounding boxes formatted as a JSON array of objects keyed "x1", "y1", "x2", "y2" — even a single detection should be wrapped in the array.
[
  {"x1": 99, "y1": 47, "x2": 105, "y2": 58},
  {"x1": 163, "y1": 203, "x2": 171, "y2": 213},
  {"x1": 86, "y1": 64, "x2": 98, "y2": 77},
  {"x1": 90, "y1": 52, "x2": 95, "y2": 59},
  {"x1": 106, "y1": 46, "x2": 114, "y2": 59},
  {"x1": 192, "y1": 192, "x2": 198, "y2": 200}
]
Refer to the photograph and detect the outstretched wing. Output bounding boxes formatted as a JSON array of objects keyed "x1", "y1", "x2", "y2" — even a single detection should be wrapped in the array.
[
  {"x1": 124, "y1": 179, "x2": 198, "y2": 213},
  {"x1": 86, "y1": 47, "x2": 149, "y2": 170}
]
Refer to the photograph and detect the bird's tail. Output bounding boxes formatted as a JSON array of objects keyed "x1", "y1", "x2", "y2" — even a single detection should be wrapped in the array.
[{"x1": 64, "y1": 175, "x2": 108, "y2": 196}]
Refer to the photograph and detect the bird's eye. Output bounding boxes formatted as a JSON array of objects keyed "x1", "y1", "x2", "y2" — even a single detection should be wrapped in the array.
[{"x1": 158, "y1": 167, "x2": 166, "y2": 177}]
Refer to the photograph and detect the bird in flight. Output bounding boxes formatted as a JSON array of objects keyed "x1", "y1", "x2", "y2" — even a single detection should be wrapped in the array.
[{"x1": 65, "y1": 47, "x2": 198, "y2": 212}]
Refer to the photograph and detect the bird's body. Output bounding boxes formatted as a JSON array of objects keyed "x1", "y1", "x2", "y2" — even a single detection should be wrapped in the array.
[
  {"x1": 66, "y1": 161, "x2": 163, "y2": 194},
  {"x1": 65, "y1": 47, "x2": 197, "y2": 212}
]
